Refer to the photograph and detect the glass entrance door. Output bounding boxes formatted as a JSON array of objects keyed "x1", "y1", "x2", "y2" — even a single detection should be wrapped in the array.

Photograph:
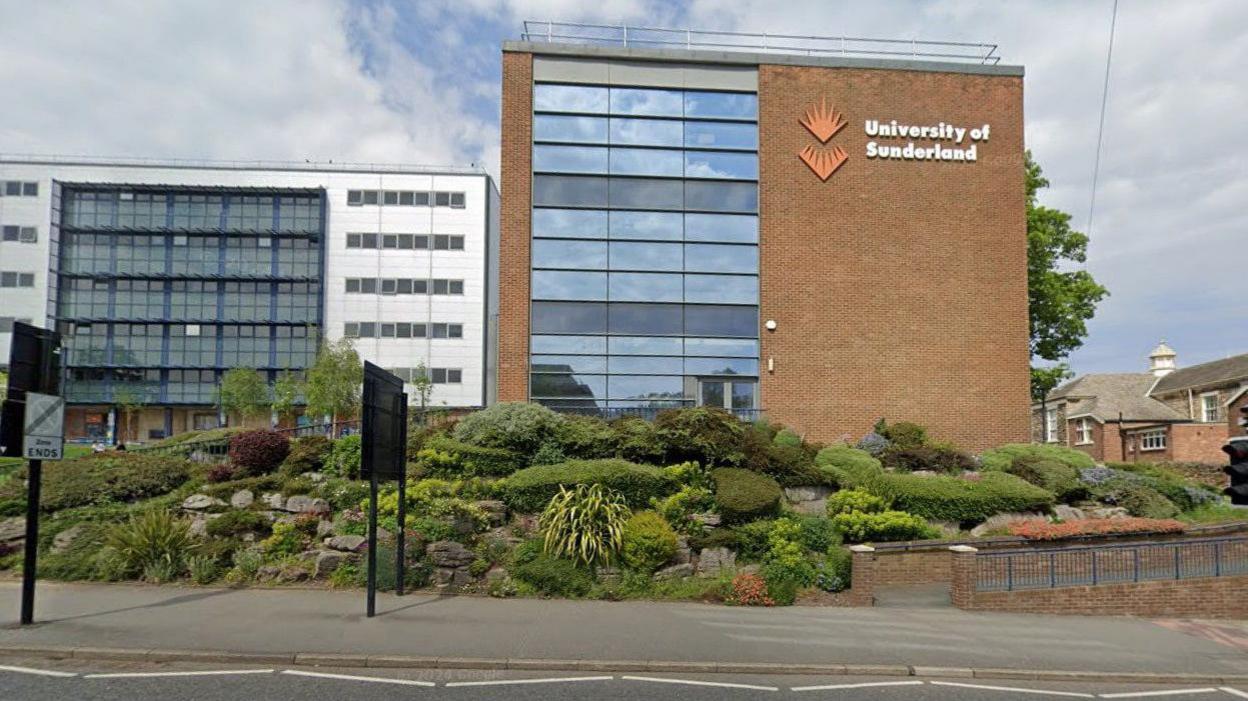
[{"x1": 698, "y1": 379, "x2": 756, "y2": 413}]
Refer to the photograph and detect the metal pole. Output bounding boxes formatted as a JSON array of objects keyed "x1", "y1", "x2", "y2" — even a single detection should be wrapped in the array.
[
  {"x1": 366, "y1": 468, "x2": 378, "y2": 618},
  {"x1": 20, "y1": 460, "x2": 41, "y2": 625},
  {"x1": 396, "y1": 474, "x2": 406, "y2": 596}
]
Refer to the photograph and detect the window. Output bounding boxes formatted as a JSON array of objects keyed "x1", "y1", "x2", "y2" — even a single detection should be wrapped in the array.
[
  {"x1": 1045, "y1": 409, "x2": 1058, "y2": 443},
  {"x1": 1201, "y1": 393, "x2": 1221, "y2": 422},
  {"x1": 0, "y1": 271, "x2": 35, "y2": 288},
  {"x1": 347, "y1": 190, "x2": 363, "y2": 206},
  {"x1": 2, "y1": 181, "x2": 38, "y2": 197},
  {"x1": 1138, "y1": 429, "x2": 1167, "y2": 451},
  {"x1": 1075, "y1": 418, "x2": 1093, "y2": 445},
  {"x1": 1, "y1": 226, "x2": 34, "y2": 242},
  {"x1": 434, "y1": 192, "x2": 450, "y2": 207},
  {"x1": 430, "y1": 368, "x2": 463, "y2": 384},
  {"x1": 347, "y1": 233, "x2": 361, "y2": 248},
  {"x1": 449, "y1": 193, "x2": 465, "y2": 208}
]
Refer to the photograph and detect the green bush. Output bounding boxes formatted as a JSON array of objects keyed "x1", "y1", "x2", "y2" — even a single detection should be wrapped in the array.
[
  {"x1": 877, "y1": 420, "x2": 927, "y2": 450},
  {"x1": 104, "y1": 510, "x2": 195, "y2": 580},
  {"x1": 880, "y1": 445, "x2": 975, "y2": 473},
  {"x1": 0, "y1": 452, "x2": 193, "y2": 513},
  {"x1": 760, "y1": 518, "x2": 816, "y2": 605},
  {"x1": 791, "y1": 515, "x2": 840, "y2": 554},
  {"x1": 501, "y1": 459, "x2": 675, "y2": 513},
  {"x1": 187, "y1": 555, "x2": 219, "y2": 584},
  {"x1": 655, "y1": 407, "x2": 747, "y2": 466},
  {"x1": 1006, "y1": 455, "x2": 1085, "y2": 502},
  {"x1": 278, "y1": 435, "x2": 332, "y2": 477},
  {"x1": 539, "y1": 484, "x2": 629, "y2": 567},
  {"x1": 812, "y1": 445, "x2": 881, "y2": 485},
  {"x1": 620, "y1": 511, "x2": 679, "y2": 573},
  {"x1": 612, "y1": 417, "x2": 667, "y2": 464},
  {"x1": 820, "y1": 448, "x2": 1055, "y2": 523},
  {"x1": 729, "y1": 519, "x2": 775, "y2": 561},
  {"x1": 553, "y1": 414, "x2": 618, "y2": 459},
  {"x1": 326, "y1": 435, "x2": 361, "y2": 479},
  {"x1": 826, "y1": 489, "x2": 888, "y2": 517},
  {"x1": 452, "y1": 403, "x2": 567, "y2": 458},
  {"x1": 227, "y1": 430, "x2": 291, "y2": 477},
  {"x1": 1094, "y1": 480, "x2": 1180, "y2": 519},
  {"x1": 529, "y1": 442, "x2": 567, "y2": 467},
  {"x1": 422, "y1": 435, "x2": 518, "y2": 477},
  {"x1": 510, "y1": 539, "x2": 595, "y2": 597},
  {"x1": 205, "y1": 509, "x2": 272, "y2": 539},
  {"x1": 1104, "y1": 462, "x2": 1221, "y2": 511},
  {"x1": 980, "y1": 443, "x2": 1095, "y2": 472},
  {"x1": 816, "y1": 548, "x2": 853, "y2": 592},
  {"x1": 773, "y1": 428, "x2": 803, "y2": 448},
  {"x1": 711, "y1": 468, "x2": 782, "y2": 523},
  {"x1": 831, "y1": 510, "x2": 939, "y2": 543},
  {"x1": 762, "y1": 443, "x2": 824, "y2": 487},
  {"x1": 38, "y1": 521, "x2": 112, "y2": 581},
  {"x1": 651, "y1": 484, "x2": 715, "y2": 535}
]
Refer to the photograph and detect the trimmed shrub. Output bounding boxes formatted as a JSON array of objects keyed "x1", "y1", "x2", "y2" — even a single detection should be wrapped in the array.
[
  {"x1": 1006, "y1": 455, "x2": 1085, "y2": 502},
  {"x1": 0, "y1": 452, "x2": 193, "y2": 513},
  {"x1": 773, "y1": 428, "x2": 803, "y2": 448},
  {"x1": 553, "y1": 414, "x2": 618, "y2": 459},
  {"x1": 1104, "y1": 462, "x2": 1221, "y2": 511},
  {"x1": 820, "y1": 448, "x2": 1055, "y2": 523},
  {"x1": 878, "y1": 420, "x2": 927, "y2": 450},
  {"x1": 620, "y1": 511, "x2": 679, "y2": 573},
  {"x1": 711, "y1": 468, "x2": 782, "y2": 523},
  {"x1": 730, "y1": 519, "x2": 775, "y2": 561},
  {"x1": 763, "y1": 442, "x2": 824, "y2": 487},
  {"x1": 651, "y1": 484, "x2": 715, "y2": 536},
  {"x1": 422, "y1": 435, "x2": 518, "y2": 477},
  {"x1": 826, "y1": 489, "x2": 888, "y2": 517},
  {"x1": 980, "y1": 443, "x2": 1095, "y2": 472},
  {"x1": 510, "y1": 539, "x2": 595, "y2": 597},
  {"x1": 540, "y1": 484, "x2": 629, "y2": 568},
  {"x1": 612, "y1": 416, "x2": 667, "y2": 464},
  {"x1": 1097, "y1": 481, "x2": 1180, "y2": 519},
  {"x1": 452, "y1": 402, "x2": 566, "y2": 458},
  {"x1": 855, "y1": 432, "x2": 892, "y2": 457},
  {"x1": 205, "y1": 509, "x2": 272, "y2": 539},
  {"x1": 227, "y1": 430, "x2": 291, "y2": 476},
  {"x1": 655, "y1": 407, "x2": 746, "y2": 467},
  {"x1": 813, "y1": 445, "x2": 882, "y2": 485},
  {"x1": 791, "y1": 515, "x2": 840, "y2": 554},
  {"x1": 880, "y1": 445, "x2": 975, "y2": 474},
  {"x1": 529, "y1": 442, "x2": 567, "y2": 467},
  {"x1": 1010, "y1": 517, "x2": 1185, "y2": 540},
  {"x1": 326, "y1": 435, "x2": 361, "y2": 479},
  {"x1": 832, "y1": 510, "x2": 939, "y2": 543},
  {"x1": 278, "y1": 435, "x2": 331, "y2": 477},
  {"x1": 501, "y1": 459, "x2": 675, "y2": 513}
]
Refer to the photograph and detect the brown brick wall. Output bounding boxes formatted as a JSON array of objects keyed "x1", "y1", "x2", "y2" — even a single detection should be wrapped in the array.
[
  {"x1": 1230, "y1": 390, "x2": 1248, "y2": 438},
  {"x1": 1170, "y1": 422, "x2": 1230, "y2": 463},
  {"x1": 874, "y1": 548, "x2": 950, "y2": 586},
  {"x1": 497, "y1": 50, "x2": 533, "y2": 402},
  {"x1": 1153, "y1": 390, "x2": 1192, "y2": 419},
  {"x1": 757, "y1": 64, "x2": 1029, "y2": 451},
  {"x1": 1068, "y1": 417, "x2": 1103, "y2": 461},
  {"x1": 961, "y1": 575, "x2": 1248, "y2": 617}
]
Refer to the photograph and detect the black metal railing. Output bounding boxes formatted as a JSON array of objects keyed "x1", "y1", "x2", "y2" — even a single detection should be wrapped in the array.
[
  {"x1": 976, "y1": 536, "x2": 1248, "y2": 592},
  {"x1": 551, "y1": 406, "x2": 765, "y2": 422}
]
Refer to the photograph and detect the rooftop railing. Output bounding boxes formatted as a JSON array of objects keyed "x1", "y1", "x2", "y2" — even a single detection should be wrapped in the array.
[
  {"x1": 521, "y1": 21, "x2": 1001, "y2": 65},
  {"x1": 0, "y1": 153, "x2": 486, "y2": 176}
]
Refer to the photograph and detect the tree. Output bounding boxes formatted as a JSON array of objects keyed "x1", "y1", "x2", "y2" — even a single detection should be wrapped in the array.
[
  {"x1": 410, "y1": 361, "x2": 434, "y2": 412},
  {"x1": 271, "y1": 369, "x2": 302, "y2": 425},
  {"x1": 1026, "y1": 152, "x2": 1109, "y2": 398},
  {"x1": 113, "y1": 387, "x2": 143, "y2": 445},
  {"x1": 304, "y1": 338, "x2": 363, "y2": 434},
  {"x1": 217, "y1": 368, "x2": 269, "y2": 426}
]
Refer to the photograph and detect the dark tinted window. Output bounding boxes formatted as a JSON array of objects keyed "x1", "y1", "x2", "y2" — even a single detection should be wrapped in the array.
[
  {"x1": 530, "y1": 372, "x2": 606, "y2": 399},
  {"x1": 684, "y1": 305, "x2": 757, "y2": 337},
  {"x1": 684, "y1": 244, "x2": 758, "y2": 273},
  {"x1": 609, "y1": 303, "x2": 682, "y2": 335},
  {"x1": 685, "y1": 181, "x2": 758, "y2": 213},
  {"x1": 609, "y1": 178, "x2": 683, "y2": 210},
  {"x1": 532, "y1": 301, "x2": 607, "y2": 334},
  {"x1": 531, "y1": 355, "x2": 608, "y2": 374},
  {"x1": 533, "y1": 175, "x2": 609, "y2": 208}
]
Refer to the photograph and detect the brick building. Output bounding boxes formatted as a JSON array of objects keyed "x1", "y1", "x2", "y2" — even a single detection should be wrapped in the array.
[
  {"x1": 1033, "y1": 342, "x2": 1248, "y2": 464},
  {"x1": 498, "y1": 26, "x2": 1030, "y2": 451}
]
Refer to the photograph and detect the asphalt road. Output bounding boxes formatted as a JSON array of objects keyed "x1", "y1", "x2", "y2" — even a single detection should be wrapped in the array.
[{"x1": 2, "y1": 659, "x2": 1247, "y2": 701}]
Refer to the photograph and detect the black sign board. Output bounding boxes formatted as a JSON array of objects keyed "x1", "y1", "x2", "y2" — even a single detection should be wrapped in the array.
[{"x1": 361, "y1": 362, "x2": 408, "y2": 617}]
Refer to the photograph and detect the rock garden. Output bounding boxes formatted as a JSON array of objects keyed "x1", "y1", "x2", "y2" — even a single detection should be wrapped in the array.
[{"x1": 0, "y1": 404, "x2": 1241, "y2": 606}]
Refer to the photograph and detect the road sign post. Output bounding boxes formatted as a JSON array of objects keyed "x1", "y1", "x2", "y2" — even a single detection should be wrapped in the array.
[{"x1": 360, "y1": 362, "x2": 407, "y2": 618}]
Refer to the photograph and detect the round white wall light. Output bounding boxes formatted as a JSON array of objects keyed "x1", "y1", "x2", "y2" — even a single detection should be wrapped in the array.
[{"x1": 765, "y1": 319, "x2": 777, "y2": 331}]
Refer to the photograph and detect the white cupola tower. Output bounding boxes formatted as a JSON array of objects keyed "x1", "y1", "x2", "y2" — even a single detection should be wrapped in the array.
[{"x1": 1148, "y1": 340, "x2": 1177, "y2": 377}]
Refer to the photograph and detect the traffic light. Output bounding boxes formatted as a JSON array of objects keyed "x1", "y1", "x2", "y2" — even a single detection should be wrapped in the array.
[{"x1": 1226, "y1": 434, "x2": 1248, "y2": 506}]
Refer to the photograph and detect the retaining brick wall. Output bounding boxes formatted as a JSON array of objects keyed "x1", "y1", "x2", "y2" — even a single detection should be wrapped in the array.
[{"x1": 873, "y1": 548, "x2": 951, "y2": 586}]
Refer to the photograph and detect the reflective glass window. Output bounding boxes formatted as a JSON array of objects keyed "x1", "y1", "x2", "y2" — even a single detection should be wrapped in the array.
[
  {"x1": 684, "y1": 305, "x2": 758, "y2": 337},
  {"x1": 534, "y1": 145, "x2": 608, "y2": 174},
  {"x1": 609, "y1": 211, "x2": 682, "y2": 240},
  {"x1": 532, "y1": 208, "x2": 608, "y2": 239},
  {"x1": 531, "y1": 335, "x2": 606, "y2": 354},
  {"x1": 532, "y1": 301, "x2": 607, "y2": 334},
  {"x1": 609, "y1": 118, "x2": 683, "y2": 146},
  {"x1": 684, "y1": 91, "x2": 757, "y2": 119},
  {"x1": 609, "y1": 356, "x2": 683, "y2": 374},
  {"x1": 534, "y1": 115, "x2": 608, "y2": 143},
  {"x1": 609, "y1": 242, "x2": 682, "y2": 271},
  {"x1": 531, "y1": 355, "x2": 608, "y2": 374},
  {"x1": 531, "y1": 372, "x2": 606, "y2": 399},
  {"x1": 609, "y1": 272, "x2": 682, "y2": 302},
  {"x1": 532, "y1": 270, "x2": 606, "y2": 300},
  {"x1": 732, "y1": 381, "x2": 756, "y2": 409},
  {"x1": 684, "y1": 121, "x2": 757, "y2": 150},
  {"x1": 685, "y1": 213, "x2": 758, "y2": 243},
  {"x1": 533, "y1": 175, "x2": 608, "y2": 208},
  {"x1": 685, "y1": 152, "x2": 758, "y2": 180},
  {"x1": 532, "y1": 239, "x2": 607, "y2": 270},
  {"x1": 609, "y1": 178, "x2": 683, "y2": 210},
  {"x1": 685, "y1": 181, "x2": 758, "y2": 213},
  {"x1": 610, "y1": 88, "x2": 683, "y2": 116},
  {"x1": 608, "y1": 336, "x2": 683, "y2": 355},
  {"x1": 685, "y1": 357, "x2": 759, "y2": 376},
  {"x1": 685, "y1": 274, "x2": 757, "y2": 304},
  {"x1": 535, "y1": 84, "x2": 608, "y2": 113},
  {"x1": 685, "y1": 337, "x2": 758, "y2": 357},
  {"x1": 608, "y1": 375, "x2": 684, "y2": 400},
  {"x1": 609, "y1": 303, "x2": 682, "y2": 335},
  {"x1": 683, "y1": 244, "x2": 758, "y2": 273},
  {"x1": 609, "y1": 148, "x2": 683, "y2": 177}
]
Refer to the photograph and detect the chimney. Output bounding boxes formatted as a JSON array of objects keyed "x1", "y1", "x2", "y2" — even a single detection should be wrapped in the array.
[{"x1": 1148, "y1": 340, "x2": 1177, "y2": 377}]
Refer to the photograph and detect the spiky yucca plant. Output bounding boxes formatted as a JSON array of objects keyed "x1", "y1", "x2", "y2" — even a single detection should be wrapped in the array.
[
  {"x1": 104, "y1": 509, "x2": 195, "y2": 580},
  {"x1": 539, "y1": 484, "x2": 629, "y2": 568}
]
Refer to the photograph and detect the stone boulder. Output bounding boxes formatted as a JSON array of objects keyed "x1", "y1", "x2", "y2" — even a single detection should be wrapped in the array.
[
  {"x1": 1054, "y1": 504, "x2": 1086, "y2": 521},
  {"x1": 316, "y1": 519, "x2": 334, "y2": 539},
  {"x1": 326, "y1": 535, "x2": 367, "y2": 553},
  {"x1": 434, "y1": 567, "x2": 474, "y2": 588},
  {"x1": 970, "y1": 512, "x2": 1048, "y2": 537},
  {"x1": 691, "y1": 512, "x2": 722, "y2": 528},
  {"x1": 672, "y1": 537, "x2": 692, "y2": 565},
  {"x1": 0, "y1": 517, "x2": 26, "y2": 545},
  {"x1": 51, "y1": 524, "x2": 84, "y2": 554},
  {"x1": 230, "y1": 490, "x2": 255, "y2": 509},
  {"x1": 426, "y1": 540, "x2": 475, "y2": 569},
  {"x1": 284, "y1": 495, "x2": 331, "y2": 515},
  {"x1": 484, "y1": 566, "x2": 508, "y2": 583},
  {"x1": 181, "y1": 494, "x2": 226, "y2": 511},
  {"x1": 475, "y1": 500, "x2": 508, "y2": 528},
  {"x1": 261, "y1": 492, "x2": 285, "y2": 509},
  {"x1": 784, "y1": 486, "x2": 832, "y2": 515},
  {"x1": 313, "y1": 551, "x2": 350, "y2": 578},
  {"x1": 696, "y1": 547, "x2": 736, "y2": 576},
  {"x1": 654, "y1": 563, "x2": 694, "y2": 580},
  {"x1": 1089, "y1": 506, "x2": 1130, "y2": 520}
]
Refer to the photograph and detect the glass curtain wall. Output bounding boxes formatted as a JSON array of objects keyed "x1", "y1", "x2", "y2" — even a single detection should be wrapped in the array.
[
  {"x1": 529, "y1": 83, "x2": 760, "y2": 411},
  {"x1": 55, "y1": 186, "x2": 324, "y2": 405}
]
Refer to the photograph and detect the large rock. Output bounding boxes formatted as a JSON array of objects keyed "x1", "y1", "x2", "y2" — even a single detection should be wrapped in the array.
[
  {"x1": 284, "y1": 495, "x2": 331, "y2": 515},
  {"x1": 696, "y1": 547, "x2": 736, "y2": 576},
  {"x1": 326, "y1": 535, "x2": 367, "y2": 553},
  {"x1": 434, "y1": 567, "x2": 474, "y2": 588},
  {"x1": 1089, "y1": 506, "x2": 1130, "y2": 520},
  {"x1": 484, "y1": 566, "x2": 508, "y2": 583},
  {"x1": 785, "y1": 486, "x2": 832, "y2": 516},
  {"x1": 475, "y1": 500, "x2": 508, "y2": 527},
  {"x1": 316, "y1": 519, "x2": 334, "y2": 539},
  {"x1": 654, "y1": 563, "x2": 694, "y2": 580},
  {"x1": 261, "y1": 492, "x2": 285, "y2": 509},
  {"x1": 230, "y1": 490, "x2": 255, "y2": 509},
  {"x1": 0, "y1": 517, "x2": 26, "y2": 543},
  {"x1": 1054, "y1": 504, "x2": 1086, "y2": 521},
  {"x1": 51, "y1": 524, "x2": 84, "y2": 553},
  {"x1": 672, "y1": 537, "x2": 692, "y2": 565},
  {"x1": 426, "y1": 540, "x2": 475, "y2": 568},
  {"x1": 313, "y1": 551, "x2": 350, "y2": 578},
  {"x1": 970, "y1": 512, "x2": 1048, "y2": 537},
  {"x1": 691, "y1": 512, "x2": 722, "y2": 528},
  {"x1": 181, "y1": 494, "x2": 225, "y2": 511}
]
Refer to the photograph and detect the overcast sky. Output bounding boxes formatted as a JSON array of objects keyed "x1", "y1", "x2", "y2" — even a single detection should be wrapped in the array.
[{"x1": 1, "y1": 0, "x2": 1243, "y2": 376}]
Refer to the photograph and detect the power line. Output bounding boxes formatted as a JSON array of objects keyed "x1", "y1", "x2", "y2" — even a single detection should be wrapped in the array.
[{"x1": 1087, "y1": 0, "x2": 1119, "y2": 236}]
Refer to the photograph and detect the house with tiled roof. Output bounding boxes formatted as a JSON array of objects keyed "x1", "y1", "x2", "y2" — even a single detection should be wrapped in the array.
[{"x1": 1031, "y1": 342, "x2": 1248, "y2": 464}]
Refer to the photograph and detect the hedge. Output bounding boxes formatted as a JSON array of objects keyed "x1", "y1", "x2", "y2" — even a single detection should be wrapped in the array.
[
  {"x1": 0, "y1": 452, "x2": 193, "y2": 513},
  {"x1": 979, "y1": 443, "x2": 1095, "y2": 472},
  {"x1": 1005, "y1": 455, "x2": 1085, "y2": 502},
  {"x1": 500, "y1": 459, "x2": 675, "y2": 513},
  {"x1": 817, "y1": 448, "x2": 1054, "y2": 523},
  {"x1": 423, "y1": 435, "x2": 519, "y2": 477},
  {"x1": 812, "y1": 445, "x2": 881, "y2": 485},
  {"x1": 711, "y1": 467, "x2": 782, "y2": 523}
]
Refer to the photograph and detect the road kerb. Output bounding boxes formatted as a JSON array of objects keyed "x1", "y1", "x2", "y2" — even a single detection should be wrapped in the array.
[
  {"x1": 910, "y1": 666, "x2": 975, "y2": 678},
  {"x1": 293, "y1": 653, "x2": 371, "y2": 668},
  {"x1": 365, "y1": 655, "x2": 438, "y2": 669}
]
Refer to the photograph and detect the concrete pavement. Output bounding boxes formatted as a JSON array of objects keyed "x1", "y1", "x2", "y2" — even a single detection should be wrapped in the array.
[{"x1": 0, "y1": 582, "x2": 1243, "y2": 679}]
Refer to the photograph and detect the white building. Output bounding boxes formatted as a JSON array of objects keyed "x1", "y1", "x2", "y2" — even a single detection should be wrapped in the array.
[{"x1": 0, "y1": 156, "x2": 497, "y2": 441}]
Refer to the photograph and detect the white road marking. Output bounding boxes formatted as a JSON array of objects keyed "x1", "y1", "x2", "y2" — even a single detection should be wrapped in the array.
[
  {"x1": 0, "y1": 664, "x2": 78, "y2": 678},
  {"x1": 931, "y1": 680, "x2": 1095, "y2": 697},
  {"x1": 621, "y1": 675, "x2": 778, "y2": 691},
  {"x1": 1220, "y1": 689, "x2": 1248, "y2": 699},
  {"x1": 1098, "y1": 690, "x2": 1221, "y2": 699},
  {"x1": 84, "y1": 669, "x2": 275, "y2": 679},
  {"x1": 793, "y1": 680, "x2": 926, "y2": 692},
  {"x1": 280, "y1": 670, "x2": 436, "y2": 686},
  {"x1": 444, "y1": 675, "x2": 613, "y2": 688}
]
